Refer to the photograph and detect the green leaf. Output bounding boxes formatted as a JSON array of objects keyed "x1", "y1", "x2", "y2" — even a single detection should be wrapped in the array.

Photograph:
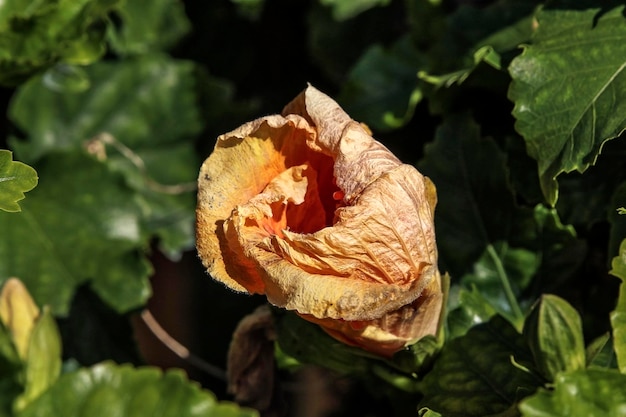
[
  {"x1": 417, "y1": 114, "x2": 520, "y2": 279},
  {"x1": 586, "y1": 333, "x2": 617, "y2": 370},
  {"x1": 14, "y1": 307, "x2": 62, "y2": 412},
  {"x1": 0, "y1": 0, "x2": 119, "y2": 86},
  {"x1": 609, "y1": 238, "x2": 626, "y2": 373},
  {"x1": 107, "y1": 0, "x2": 191, "y2": 55},
  {"x1": 41, "y1": 64, "x2": 91, "y2": 94},
  {"x1": 427, "y1": 0, "x2": 538, "y2": 75},
  {"x1": 9, "y1": 55, "x2": 201, "y2": 163},
  {"x1": 523, "y1": 294, "x2": 585, "y2": 381},
  {"x1": 520, "y1": 205, "x2": 584, "y2": 296},
  {"x1": 16, "y1": 362, "x2": 258, "y2": 417},
  {"x1": 389, "y1": 335, "x2": 440, "y2": 377},
  {"x1": 555, "y1": 138, "x2": 626, "y2": 227},
  {"x1": 275, "y1": 311, "x2": 373, "y2": 375},
  {"x1": 519, "y1": 369, "x2": 626, "y2": 417},
  {"x1": 609, "y1": 182, "x2": 626, "y2": 264},
  {"x1": 0, "y1": 150, "x2": 38, "y2": 212},
  {"x1": 508, "y1": 5, "x2": 626, "y2": 205},
  {"x1": 9, "y1": 55, "x2": 203, "y2": 257},
  {"x1": 447, "y1": 286, "x2": 498, "y2": 339},
  {"x1": 0, "y1": 152, "x2": 151, "y2": 315},
  {"x1": 307, "y1": 2, "x2": 401, "y2": 85},
  {"x1": 339, "y1": 35, "x2": 426, "y2": 132},
  {"x1": 461, "y1": 243, "x2": 538, "y2": 326},
  {"x1": 319, "y1": 0, "x2": 391, "y2": 21},
  {"x1": 419, "y1": 315, "x2": 542, "y2": 417},
  {"x1": 418, "y1": 409, "x2": 442, "y2": 417},
  {"x1": 229, "y1": 0, "x2": 265, "y2": 20},
  {"x1": 419, "y1": 45, "x2": 502, "y2": 88},
  {"x1": 0, "y1": 322, "x2": 22, "y2": 417}
]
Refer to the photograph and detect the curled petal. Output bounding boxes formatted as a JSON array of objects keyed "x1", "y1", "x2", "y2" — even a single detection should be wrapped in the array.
[{"x1": 196, "y1": 85, "x2": 442, "y2": 355}]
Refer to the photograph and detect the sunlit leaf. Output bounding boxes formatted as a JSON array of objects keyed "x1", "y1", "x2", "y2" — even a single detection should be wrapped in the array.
[
  {"x1": 319, "y1": 0, "x2": 391, "y2": 21},
  {"x1": 609, "y1": 238, "x2": 626, "y2": 373},
  {"x1": 509, "y1": 5, "x2": 626, "y2": 205},
  {"x1": 0, "y1": 152, "x2": 151, "y2": 316},
  {"x1": 9, "y1": 56, "x2": 204, "y2": 257},
  {"x1": 0, "y1": 151, "x2": 37, "y2": 213},
  {"x1": 0, "y1": 0, "x2": 118, "y2": 86},
  {"x1": 586, "y1": 333, "x2": 617, "y2": 369},
  {"x1": 16, "y1": 362, "x2": 258, "y2": 417},
  {"x1": 14, "y1": 307, "x2": 62, "y2": 412},
  {"x1": 419, "y1": 315, "x2": 542, "y2": 416},
  {"x1": 523, "y1": 294, "x2": 585, "y2": 381},
  {"x1": 107, "y1": 0, "x2": 191, "y2": 54},
  {"x1": 519, "y1": 369, "x2": 626, "y2": 416}
]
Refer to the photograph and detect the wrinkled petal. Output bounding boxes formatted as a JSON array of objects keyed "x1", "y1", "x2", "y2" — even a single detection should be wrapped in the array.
[
  {"x1": 196, "y1": 85, "x2": 442, "y2": 356},
  {"x1": 302, "y1": 271, "x2": 443, "y2": 357}
]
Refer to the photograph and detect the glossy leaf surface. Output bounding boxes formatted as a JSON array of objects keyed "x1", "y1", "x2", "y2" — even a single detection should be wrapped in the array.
[{"x1": 509, "y1": 5, "x2": 626, "y2": 205}]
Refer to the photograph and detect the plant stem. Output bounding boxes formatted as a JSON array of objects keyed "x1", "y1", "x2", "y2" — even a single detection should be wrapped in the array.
[{"x1": 486, "y1": 244, "x2": 524, "y2": 325}]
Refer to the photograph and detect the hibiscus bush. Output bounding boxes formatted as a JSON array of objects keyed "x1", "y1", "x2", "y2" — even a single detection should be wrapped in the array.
[{"x1": 1, "y1": 0, "x2": 626, "y2": 416}]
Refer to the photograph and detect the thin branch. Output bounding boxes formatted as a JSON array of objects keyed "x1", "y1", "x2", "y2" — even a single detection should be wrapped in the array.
[
  {"x1": 139, "y1": 309, "x2": 227, "y2": 381},
  {"x1": 485, "y1": 244, "x2": 524, "y2": 326},
  {"x1": 85, "y1": 133, "x2": 197, "y2": 195}
]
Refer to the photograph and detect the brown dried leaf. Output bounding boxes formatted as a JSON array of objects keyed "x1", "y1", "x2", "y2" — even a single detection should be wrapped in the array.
[{"x1": 227, "y1": 305, "x2": 277, "y2": 410}]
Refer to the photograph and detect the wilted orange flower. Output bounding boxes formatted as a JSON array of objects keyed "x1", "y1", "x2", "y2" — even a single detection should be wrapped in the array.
[{"x1": 196, "y1": 85, "x2": 442, "y2": 357}]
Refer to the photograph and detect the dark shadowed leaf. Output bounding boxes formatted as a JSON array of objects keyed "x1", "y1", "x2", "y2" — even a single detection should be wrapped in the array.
[
  {"x1": 426, "y1": 0, "x2": 538, "y2": 75},
  {"x1": 339, "y1": 36, "x2": 426, "y2": 132},
  {"x1": 609, "y1": 238, "x2": 626, "y2": 373},
  {"x1": 57, "y1": 285, "x2": 142, "y2": 367},
  {"x1": 275, "y1": 311, "x2": 373, "y2": 376},
  {"x1": 419, "y1": 315, "x2": 542, "y2": 417},
  {"x1": 417, "y1": 114, "x2": 520, "y2": 279},
  {"x1": 509, "y1": 5, "x2": 626, "y2": 205}
]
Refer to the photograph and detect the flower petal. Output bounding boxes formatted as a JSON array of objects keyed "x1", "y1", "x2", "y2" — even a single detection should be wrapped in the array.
[
  {"x1": 303, "y1": 270, "x2": 443, "y2": 357},
  {"x1": 197, "y1": 85, "x2": 443, "y2": 356},
  {"x1": 234, "y1": 164, "x2": 438, "y2": 321},
  {"x1": 196, "y1": 114, "x2": 325, "y2": 293}
]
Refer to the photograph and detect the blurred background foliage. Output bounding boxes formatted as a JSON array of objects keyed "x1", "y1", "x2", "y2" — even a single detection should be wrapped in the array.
[{"x1": 1, "y1": 0, "x2": 626, "y2": 416}]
